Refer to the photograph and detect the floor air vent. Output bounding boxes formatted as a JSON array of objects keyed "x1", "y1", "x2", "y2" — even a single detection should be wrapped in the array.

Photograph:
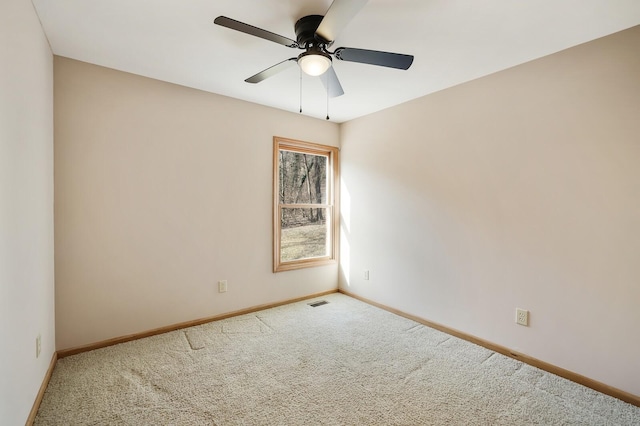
[{"x1": 308, "y1": 300, "x2": 329, "y2": 307}]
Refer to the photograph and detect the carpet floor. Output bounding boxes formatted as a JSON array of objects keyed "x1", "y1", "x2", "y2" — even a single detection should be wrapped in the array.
[{"x1": 35, "y1": 293, "x2": 640, "y2": 425}]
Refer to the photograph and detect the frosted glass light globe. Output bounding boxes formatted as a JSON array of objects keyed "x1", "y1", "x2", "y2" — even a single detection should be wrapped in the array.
[{"x1": 298, "y1": 52, "x2": 332, "y2": 76}]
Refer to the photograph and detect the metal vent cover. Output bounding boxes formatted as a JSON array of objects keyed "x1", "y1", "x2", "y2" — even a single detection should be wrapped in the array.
[{"x1": 308, "y1": 300, "x2": 329, "y2": 307}]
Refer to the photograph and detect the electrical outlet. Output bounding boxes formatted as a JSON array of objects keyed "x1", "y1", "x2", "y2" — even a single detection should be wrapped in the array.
[
  {"x1": 364, "y1": 270, "x2": 369, "y2": 280},
  {"x1": 516, "y1": 308, "x2": 529, "y2": 326},
  {"x1": 36, "y1": 334, "x2": 41, "y2": 358},
  {"x1": 218, "y1": 280, "x2": 227, "y2": 293}
]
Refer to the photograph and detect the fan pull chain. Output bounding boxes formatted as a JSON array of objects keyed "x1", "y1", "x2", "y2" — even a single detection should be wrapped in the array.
[
  {"x1": 299, "y1": 67, "x2": 303, "y2": 113},
  {"x1": 326, "y1": 73, "x2": 330, "y2": 120}
]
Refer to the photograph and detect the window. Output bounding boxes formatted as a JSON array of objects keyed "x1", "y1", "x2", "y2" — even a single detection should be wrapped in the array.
[{"x1": 273, "y1": 137, "x2": 339, "y2": 272}]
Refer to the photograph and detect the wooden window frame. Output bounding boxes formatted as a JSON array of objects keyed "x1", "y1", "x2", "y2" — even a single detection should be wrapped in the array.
[{"x1": 273, "y1": 136, "x2": 340, "y2": 272}]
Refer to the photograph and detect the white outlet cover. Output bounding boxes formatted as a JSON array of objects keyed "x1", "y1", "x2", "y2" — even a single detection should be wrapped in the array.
[{"x1": 516, "y1": 308, "x2": 529, "y2": 326}]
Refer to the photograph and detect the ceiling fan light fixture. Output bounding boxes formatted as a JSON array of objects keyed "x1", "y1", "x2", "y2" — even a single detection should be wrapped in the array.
[{"x1": 298, "y1": 50, "x2": 332, "y2": 76}]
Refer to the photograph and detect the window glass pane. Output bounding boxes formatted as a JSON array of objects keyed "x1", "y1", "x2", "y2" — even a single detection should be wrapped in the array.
[
  {"x1": 280, "y1": 207, "x2": 329, "y2": 262},
  {"x1": 279, "y1": 151, "x2": 327, "y2": 204}
]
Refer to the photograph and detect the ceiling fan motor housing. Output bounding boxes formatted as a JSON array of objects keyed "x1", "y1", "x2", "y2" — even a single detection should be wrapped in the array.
[{"x1": 295, "y1": 15, "x2": 326, "y2": 47}]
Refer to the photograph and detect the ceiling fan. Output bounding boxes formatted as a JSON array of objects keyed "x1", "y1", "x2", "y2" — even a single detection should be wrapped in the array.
[{"x1": 214, "y1": 0, "x2": 414, "y2": 98}]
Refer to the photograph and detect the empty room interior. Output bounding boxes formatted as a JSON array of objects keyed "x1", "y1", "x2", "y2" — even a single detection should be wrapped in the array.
[{"x1": 2, "y1": 0, "x2": 640, "y2": 424}]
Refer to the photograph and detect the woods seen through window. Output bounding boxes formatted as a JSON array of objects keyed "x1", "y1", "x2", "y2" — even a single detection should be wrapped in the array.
[{"x1": 273, "y1": 137, "x2": 339, "y2": 272}]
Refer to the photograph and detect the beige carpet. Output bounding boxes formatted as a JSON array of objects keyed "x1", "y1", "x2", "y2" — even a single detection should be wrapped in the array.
[{"x1": 36, "y1": 293, "x2": 639, "y2": 425}]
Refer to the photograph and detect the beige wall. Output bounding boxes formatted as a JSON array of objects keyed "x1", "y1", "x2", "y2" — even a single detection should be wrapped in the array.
[
  {"x1": 339, "y1": 26, "x2": 640, "y2": 396},
  {"x1": 54, "y1": 57, "x2": 340, "y2": 350},
  {"x1": 0, "y1": 0, "x2": 55, "y2": 423}
]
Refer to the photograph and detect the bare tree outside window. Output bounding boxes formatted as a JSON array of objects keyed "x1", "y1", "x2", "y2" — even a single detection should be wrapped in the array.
[{"x1": 273, "y1": 138, "x2": 339, "y2": 272}]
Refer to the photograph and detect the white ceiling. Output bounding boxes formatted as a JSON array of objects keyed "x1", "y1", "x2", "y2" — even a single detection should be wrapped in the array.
[{"x1": 32, "y1": 0, "x2": 640, "y2": 123}]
